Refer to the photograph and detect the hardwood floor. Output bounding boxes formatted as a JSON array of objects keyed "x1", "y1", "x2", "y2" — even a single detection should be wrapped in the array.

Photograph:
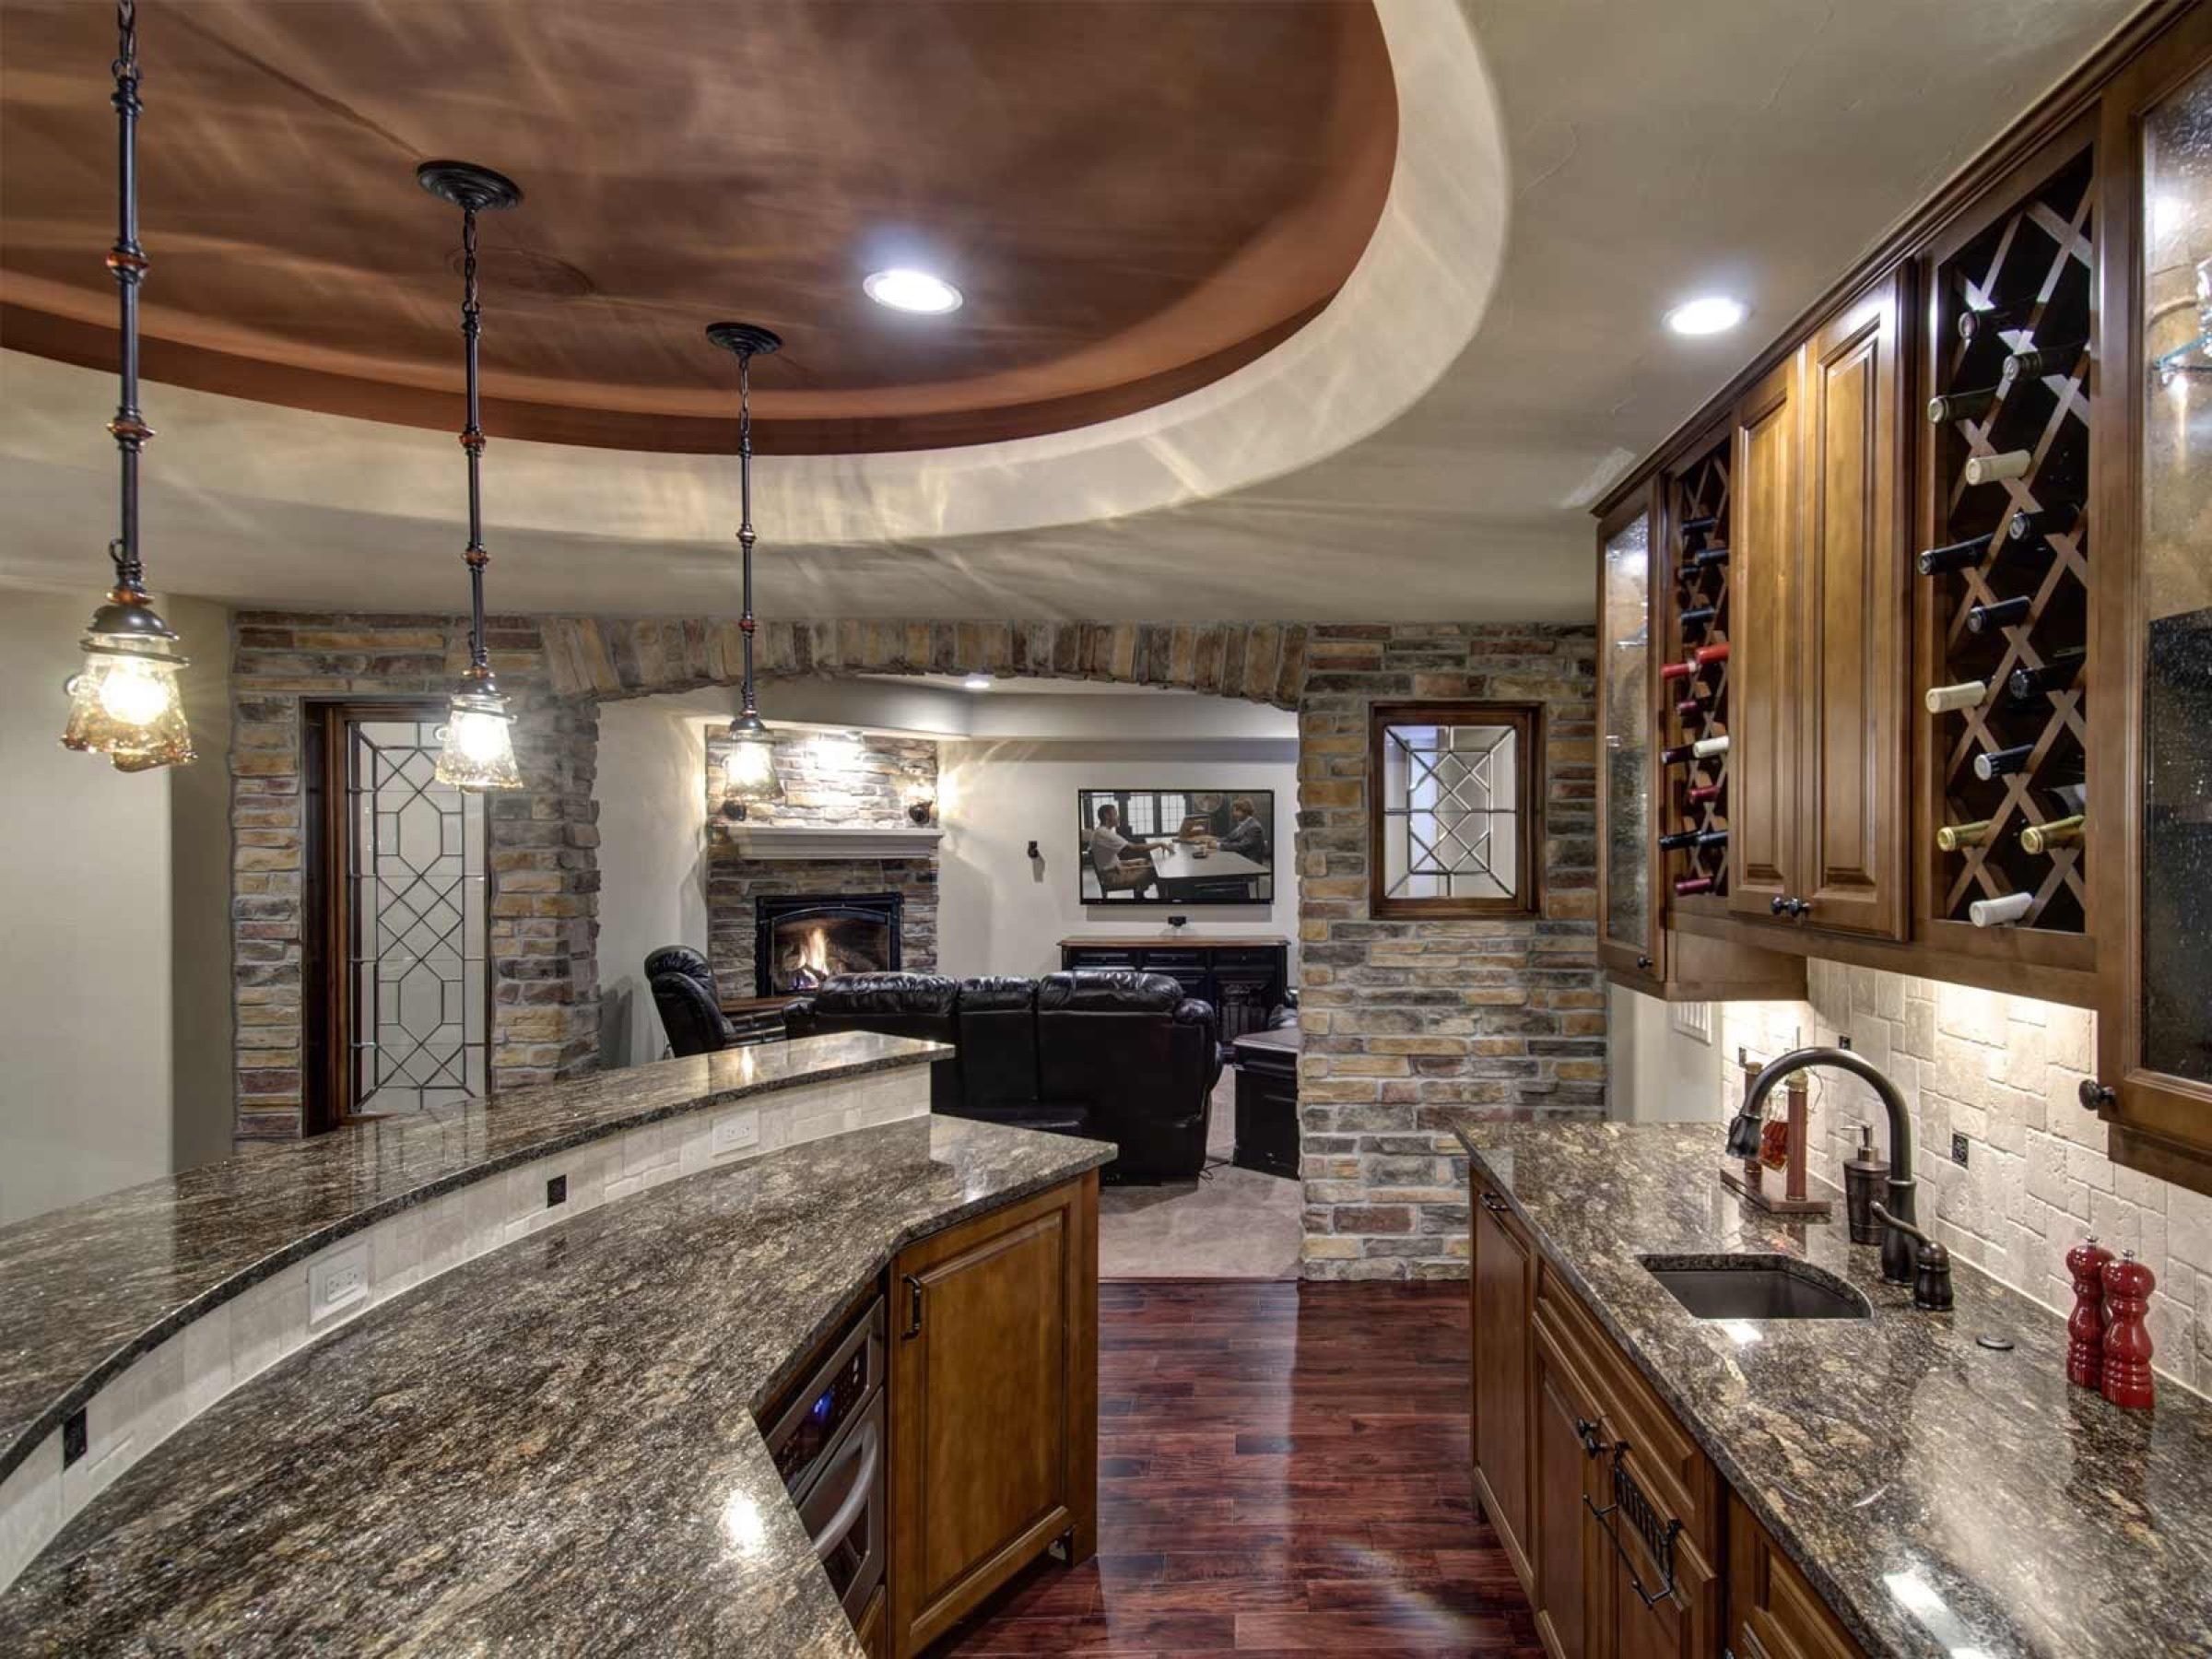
[{"x1": 928, "y1": 1280, "x2": 1542, "y2": 1656}]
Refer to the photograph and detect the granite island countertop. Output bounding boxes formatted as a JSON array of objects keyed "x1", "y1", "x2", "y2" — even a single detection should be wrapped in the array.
[
  {"x1": 0, "y1": 1112, "x2": 1114, "y2": 1656},
  {"x1": 0, "y1": 1031, "x2": 940, "y2": 1485},
  {"x1": 1451, "y1": 1119, "x2": 2212, "y2": 1659}
]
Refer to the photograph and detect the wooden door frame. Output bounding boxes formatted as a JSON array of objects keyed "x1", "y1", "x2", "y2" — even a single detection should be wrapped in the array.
[{"x1": 303, "y1": 699, "x2": 494, "y2": 1135}]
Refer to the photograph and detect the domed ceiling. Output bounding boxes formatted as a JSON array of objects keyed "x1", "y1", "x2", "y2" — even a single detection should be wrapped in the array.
[{"x1": 0, "y1": 0, "x2": 1395, "y2": 453}]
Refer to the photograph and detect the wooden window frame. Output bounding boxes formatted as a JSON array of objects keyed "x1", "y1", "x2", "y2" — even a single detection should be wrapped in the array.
[{"x1": 1368, "y1": 700, "x2": 1546, "y2": 921}]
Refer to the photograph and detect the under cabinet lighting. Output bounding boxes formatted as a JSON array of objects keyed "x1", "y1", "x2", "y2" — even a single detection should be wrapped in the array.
[{"x1": 962, "y1": 674, "x2": 993, "y2": 691}]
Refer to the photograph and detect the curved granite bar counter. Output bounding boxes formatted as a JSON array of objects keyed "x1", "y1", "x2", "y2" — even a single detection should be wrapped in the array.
[
  {"x1": 0, "y1": 1111, "x2": 1112, "y2": 1654},
  {"x1": 1453, "y1": 1118, "x2": 2212, "y2": 1659}
]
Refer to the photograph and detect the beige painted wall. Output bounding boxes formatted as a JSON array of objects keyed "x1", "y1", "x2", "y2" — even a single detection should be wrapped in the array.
[
  {"x1": 0, "y1": 586, "x2": 179, "y2": 1222},
  {"x1": 166, "y1": 594, "x2": 235, "y2": 1173},
  {"x1": 935, "y1": 738, "x2": 1299, "y2": 980}
]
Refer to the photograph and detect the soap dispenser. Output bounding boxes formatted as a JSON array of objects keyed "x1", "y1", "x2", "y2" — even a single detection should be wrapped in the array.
[{"x1": 1843, "y1": 1123, "x2": 1888, "y2": 1247}]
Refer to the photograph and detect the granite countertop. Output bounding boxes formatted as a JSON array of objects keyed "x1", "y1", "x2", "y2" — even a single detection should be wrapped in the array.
[
  {"x1": 1452, "y1": 1120, "x2": 2212, "y2": 1659},
  {"x1": 0, "y1": 1112, "x2": 1114, "y2": 1656},
  {"x1": 0, "y1": 1032, "x2": 942, "y2": 1485}
]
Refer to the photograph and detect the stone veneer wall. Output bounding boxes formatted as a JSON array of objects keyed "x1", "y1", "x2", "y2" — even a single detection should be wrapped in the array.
[
  {"x1": 227, "y1": 611, "x2": 1606, "y2": 1281},
  {"x1": 1689, "y1": 963, "x2": 2212, "y2": 1396},
  {"x1": 701, "y1": 729, "x2": 939, "y2": 994},
  {"x1": 1295, "y1": 624, "x2": 1605, "y2": 1280},
  {"x1": 229, "y1": 612, "x2": 602, "y2": 1140}
]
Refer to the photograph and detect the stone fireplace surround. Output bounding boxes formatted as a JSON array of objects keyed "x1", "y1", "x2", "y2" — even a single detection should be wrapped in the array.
[{"x1": 225, "y1": 612, "x2": 1601, "y2": 1279}]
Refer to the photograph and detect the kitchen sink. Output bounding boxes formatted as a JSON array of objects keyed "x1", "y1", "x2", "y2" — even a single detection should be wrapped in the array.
[{"x1": 1640, "y1": 1255, "x2": 1870, "y2": 1321}]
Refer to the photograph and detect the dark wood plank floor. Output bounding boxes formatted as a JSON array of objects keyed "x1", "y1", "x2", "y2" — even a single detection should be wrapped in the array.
[{"x1": 929, "y1": 1280, "x2": 1542, "y2": 1656}]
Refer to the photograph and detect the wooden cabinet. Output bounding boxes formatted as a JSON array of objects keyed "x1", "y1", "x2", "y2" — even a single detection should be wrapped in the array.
[
  {"x1": 1726, "y1": 1495, "x2": 1861, "y2": 1659},
  {"x1": 1471, "y1": 1179, "x2": 1535, "y2": 1582},
  {"x1": 887, "y1": 1173, "x2": 1098, "y2": 1658},
  {"x1": 1531, "y1": 1310, "x2": 1607, "y2": 1659},
  {"x1": 1726, "y1": 355, "x2": 1803, "y2": 923},
  {"x1": 1059, "y1": 936, "x2": 1288, "y2": 1048}
]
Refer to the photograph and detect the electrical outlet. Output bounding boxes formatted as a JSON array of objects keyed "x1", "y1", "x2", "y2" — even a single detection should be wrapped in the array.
[
  {"x1": 1951, "y1": 1133, "x2": 1970, "y2": 1168},
  {"x1": 546, "y1": 1174, "x2": 567, "y2": 1207},
  {"x1": 308, "y1": 1241, "x2": 371, "y2": 1325},
  {"x1": 711, "y1": 1109, "x2": 760, "y2": 1156}
]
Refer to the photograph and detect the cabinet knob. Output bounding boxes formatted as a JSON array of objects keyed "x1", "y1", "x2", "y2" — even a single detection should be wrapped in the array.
[
  {"x1": 1771, "y1": 895, "x2": 1790, "y2": 916},
  {"x1": 1480, "y1": 1193, "x2": 1511, "y2": 1214},
  {"x1": 1574, "y1": 1416, "x2": 1606, "y2": 1458},
  {"x1": 1635, "y1": 954, "x2": 1653, "y2": 971},
  {"x1": 2079, "y1": 1079, "x2": 2118, "y2": 1112}
]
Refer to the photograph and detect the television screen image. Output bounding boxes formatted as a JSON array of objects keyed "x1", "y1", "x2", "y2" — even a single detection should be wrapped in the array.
[{"x1": 1078, "y1": 788, "x2": 1275, "y2": 906}]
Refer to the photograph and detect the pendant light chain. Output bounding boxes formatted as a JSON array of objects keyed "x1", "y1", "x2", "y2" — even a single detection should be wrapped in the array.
[
  {"x1": 107, "y1": 0, "x2": 152, "y2": 598},
  {"x1": 458, "y1": 200, "x2": 490, "y2": 682},
  {"x1": 736, "y1": 343, "x2": 759, "y2": 720}
]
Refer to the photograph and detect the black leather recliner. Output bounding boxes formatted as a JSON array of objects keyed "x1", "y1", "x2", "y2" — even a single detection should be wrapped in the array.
[
  {"x1": 646, "y1": 946, "x2": 738, "y2": 1058},
  {"x1": 784, "y1": 971, "x2": 1221, "y2": 1180}
]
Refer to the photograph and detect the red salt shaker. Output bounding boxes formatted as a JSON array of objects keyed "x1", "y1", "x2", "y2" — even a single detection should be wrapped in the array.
[
  {"x1": 2100, "y1": 1250, "x2": 2156, "y2": 1411},
  {"x1": 2065, "y1": 1235, "x2": 2112, "y2": 1390}
]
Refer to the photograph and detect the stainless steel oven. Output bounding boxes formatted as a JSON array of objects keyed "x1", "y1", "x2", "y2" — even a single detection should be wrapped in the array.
[{"x1": 760, "y1": 1294, "x2": 887, "y2": 1630}]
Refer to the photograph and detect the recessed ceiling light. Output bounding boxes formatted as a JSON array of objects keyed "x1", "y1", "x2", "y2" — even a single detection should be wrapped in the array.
[
  {"x1": 1665, "y1": 296, "x2": 1747, "y2": 336},
  {"x1": 962, "y1": 674, "x2": 993, "y2": 691},
  {"x1": 865, "y1": 268, "x2": 963, "y2": 314}
]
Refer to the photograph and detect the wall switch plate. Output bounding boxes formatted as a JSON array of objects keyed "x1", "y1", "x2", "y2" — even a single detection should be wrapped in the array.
[
  {"x1": 546, "y1": 1174, "x2": 567, "y2": 1207},
  {"x1": 711, "y1": 1109, "x2": 760, "y2": 1156},
  {"x1": 308, "y1": 1242, "x2": 371, "y2": 1325},
  {"x1": 1951, "y1": 1133, "x2": 1970, "y2": 1168}
]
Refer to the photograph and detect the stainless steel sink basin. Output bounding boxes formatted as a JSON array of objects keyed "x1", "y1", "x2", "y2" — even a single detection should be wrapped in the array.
[{"x1": 1640, "y1": 1254, "x2": 1870, "y2": 1321}]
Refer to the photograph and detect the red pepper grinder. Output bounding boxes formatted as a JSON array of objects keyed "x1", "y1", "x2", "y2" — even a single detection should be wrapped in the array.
[
  {"x1": 2065, "y1": 1235, "x2": 2112, "y2": 1390},
  {"x1": 2100, "y1": 1250, "x2": 2157, "y2": 1411}
]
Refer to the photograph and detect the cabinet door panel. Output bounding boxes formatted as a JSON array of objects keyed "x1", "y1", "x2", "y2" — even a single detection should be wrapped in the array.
[
  {"x1": 1471, "y1": 1189, "x2": 1535, "y2": 1586},
  {"x1": 1798, "y1": 274, "x2": 1910, "y2": 939},
  {"x1": 1532, "y1": 1320, "x2": 1605, "y2": 1659},
  {"x1": 1727, "y1": 356, "x2": 1801, "y2": 917}
]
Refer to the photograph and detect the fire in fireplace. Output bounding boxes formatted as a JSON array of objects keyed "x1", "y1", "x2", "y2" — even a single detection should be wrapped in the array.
[{"x1": 755, "y1": 893, "x2": 903, "y2": 997}]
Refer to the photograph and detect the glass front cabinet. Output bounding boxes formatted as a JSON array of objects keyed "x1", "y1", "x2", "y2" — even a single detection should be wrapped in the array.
[
  {"x1": 1595, "y1": 490, "x2": 1662, "y2": 982},
  {"x1": 2091, "y1": 7, "x2": 2212, "y2": 1188}
]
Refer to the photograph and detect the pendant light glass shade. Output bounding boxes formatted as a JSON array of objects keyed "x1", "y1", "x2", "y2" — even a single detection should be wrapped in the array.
[
  {"x1": 435, "y1": 685, "x2": 523, "y2": 791},
  {"x1": 60, "y1": 594, "x2": 194, "y2": 772},
  {"x1": 721, "y1": 710, "x2": 783, "y2": 807}
]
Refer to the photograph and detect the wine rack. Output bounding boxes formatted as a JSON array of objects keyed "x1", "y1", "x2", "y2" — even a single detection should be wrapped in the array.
[
  {"x1": 1665, "y1": 437, "x2": 1732, "y2": 901},
  {"x1": 1925, "y1": 146, "x2": 2093, "y2": 935}
]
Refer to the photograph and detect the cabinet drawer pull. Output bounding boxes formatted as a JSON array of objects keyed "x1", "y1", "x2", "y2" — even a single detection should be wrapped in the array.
[
  {"x1": 1573, "y1": 1416, "x2": 1606, "y2": 1458},
  {"x1": 1583, "y1": 1446, "x2": 1684, "y2": 1609},
  {"x1": 2079, "y1": 1078, "x2": 2117, "y2": 1111},
  {"x1": 902, "y1": 1274, "x2": 924, "y2": 1339}
]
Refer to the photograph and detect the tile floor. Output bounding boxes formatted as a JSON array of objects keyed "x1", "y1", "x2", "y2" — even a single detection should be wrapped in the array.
[{"x1": 1098, "y1": 1077, "x2": 1302, "y2": 1280}]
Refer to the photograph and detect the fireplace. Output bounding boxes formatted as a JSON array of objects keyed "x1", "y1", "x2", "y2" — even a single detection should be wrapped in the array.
[{"x1": 755, "y1": 893, "x2": 903, "y2": 996}]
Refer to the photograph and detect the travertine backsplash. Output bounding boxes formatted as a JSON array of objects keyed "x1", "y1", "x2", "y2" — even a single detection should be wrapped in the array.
[{"x1": 1652, "y1": 959, "x2": 2208, "y2": 1399}]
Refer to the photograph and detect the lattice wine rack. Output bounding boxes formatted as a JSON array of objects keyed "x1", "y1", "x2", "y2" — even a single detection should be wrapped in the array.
[
  {"x1": 1662, "y1": 439, "x2": 1732, "y2": 903},
  {"x1": 1924, "y1": 147, "x2": 2092, "y2": 935}
]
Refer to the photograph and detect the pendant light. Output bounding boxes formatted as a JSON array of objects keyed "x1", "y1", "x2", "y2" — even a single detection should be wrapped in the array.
[
  {"x1": 59, "y1": 0, "x2": 194, "y2": 774},
  {"x1": 707, "y1": 323, "x2": 785, "y2": 819},
  {"x1": 418, "y1": 159, "x2": 525, "y2": 791}
]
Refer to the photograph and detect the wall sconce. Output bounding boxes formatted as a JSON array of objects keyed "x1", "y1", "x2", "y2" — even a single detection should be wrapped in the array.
[
  {"x1": 907, "y1": 797, "x2": 936, "y2": 826},
  {"x1": 1026, "y1": 840, "x2": 1041, "y2": 861}
]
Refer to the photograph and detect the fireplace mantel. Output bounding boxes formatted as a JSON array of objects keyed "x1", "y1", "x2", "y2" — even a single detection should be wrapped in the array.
[{"x1": 725, "y1": 824, "x2": 943, "y2": 860}]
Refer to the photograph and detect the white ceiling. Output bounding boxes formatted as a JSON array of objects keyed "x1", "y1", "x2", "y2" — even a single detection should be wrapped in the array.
[{"x1": 0, "y1": 0, "x2": 2138, "y2": 624}]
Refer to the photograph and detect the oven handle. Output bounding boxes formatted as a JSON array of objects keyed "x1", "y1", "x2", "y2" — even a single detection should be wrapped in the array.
[{"x1": 811, "y1": 1414, "x2": 882, "y2": 1563}]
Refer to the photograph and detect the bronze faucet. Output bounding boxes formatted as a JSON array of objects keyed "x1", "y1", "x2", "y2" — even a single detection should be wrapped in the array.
[{"x1": 1725, "y1": 1043, "x2": 1918, "y2": 1288}]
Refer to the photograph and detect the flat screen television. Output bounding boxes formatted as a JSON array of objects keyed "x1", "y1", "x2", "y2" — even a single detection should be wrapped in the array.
[{"x1": 1077, "y1": 787, "x2": 1275, "y2": 906}]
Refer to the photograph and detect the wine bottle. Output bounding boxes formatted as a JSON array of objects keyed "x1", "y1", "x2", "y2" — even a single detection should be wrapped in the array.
[
  {"x1": 2008, "y1": 502, "x2": 2083, "y2": 544},
  {"x1": 1928, "y1": 385, "x2": 2003, "y2": 424},
  {"x1": 1691, "y1": 642, "x2": 1730, "y2": 666},
  {"x1": 1687, "y1": 782, "x2": 1724, "y2": 804},
  {"x1": 1690, "y1": 545, "x2": 1732, "y2": 568},
  {"x1": 1924, "y1": 679, "x2": 1989, "y2": 713},
  {"x1": 1964, "y1": 450, "x2": 2033, "y2": 486},
  {"x1": 1675, "y1": 876, "x2": 1716, "y2": 897},
  {"x1": 1661, "y1": 743, "x2": 1698, "y2": 766},
  {"x1": 1969, "y1": 891, "x2": 2034, "y2": 927},
  {"x1": 1967, "y1": 595, "x2": 2033, "y2": 635},
  {"x1": 1694, "y1": 829, "x2": 1728, "y2": 849},
  {"x1": 1918, "y1": 533, "x2": 1997, "y2": 575},
  {"x1": 1958, "y1": 300, "x2": 2034, "y2": 343},
  {"x1": 1678, "y1": 514, "x2": 1718, "y2": 537},
  {"x1": 1974, "y1": 743, "x2": 2036, "y2": 782},
  {"x1": 1692, "y1": 735, "x2": 1730, "y2": 759},
  {"x1": 1674, "y1": 695, "x2": 1706, "y2": 718},
  {"x1": 2007, "y1": 647, "x2": 2087, "y2": 700},
  {"x1": 1936, "y1": 819, "x2": 1992, "y2": 852},
  {"x1": 1680, "y1": 606, "x2": 1718, "y2": 631},
  {"x1": 1657, "y1": 829, "x2": 1704, "y2": 852},
  {"x1": 1660, "y1": 659, "x2": 1694, "y2": 682},
  {"x1": 2003, "y1": 341, "x2": 2088, "y2": 382},
  {"x1": 2021, "y1": 815, "x2": 2085, "y2": 853}
]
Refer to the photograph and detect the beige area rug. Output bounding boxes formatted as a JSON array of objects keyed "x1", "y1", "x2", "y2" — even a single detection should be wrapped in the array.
[{"x1": 1098, "y1": 1077, "x2": 1303, "y2": 1280}]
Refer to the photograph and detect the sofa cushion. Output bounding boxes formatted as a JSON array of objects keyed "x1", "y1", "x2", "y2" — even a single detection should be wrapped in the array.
[
  {"x1": 807, "y1": 971, "x2": 958, "y2": 1018},
  {"x1": 1037, "y1": 970, "x2": 1182, "y2": 1013}
]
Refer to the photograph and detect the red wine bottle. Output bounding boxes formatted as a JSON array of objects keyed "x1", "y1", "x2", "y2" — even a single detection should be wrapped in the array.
[
  {"x1": 2008, "y1": 502, "x2": 2083, "y2": 544},
  {"x1": 1691, "y1": 642, "x2": 1730, "y2": 666},
  {"x1": 2003, "y1": 340, "x2": 2088, "y2": 382},
  {"x1": 1929, "y1": 385, "x2": 2004, "y2": 424},
  {"x1": 1680, "y1": 606, "x2": 1718, "y2": 630},
  {"x1": 1660, "y1": 659, "x2": 1694, "y2": 683},
  {"x1": 2007, "y1": 647, "x2": 2086, "y2": 700},
  {"x1": 1918, "y1": 533, "x2": 1997, "y2": 575},
  {"x1": 1687, "y1": 782, "x2": 1724, "y2": 805},
  {"x1": 1674, "y1": 876, "x2": 1716, "y2": 897},
  {"x1": 1967, "y1": 595, "x2": 2034, "y2": 634},
  {"x1": 1675, "y1": 696, "x2": 1706, "y2": 718},
  {"x1": 1661, "y1": 743, "x2": 1698, "y2": 766}
]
